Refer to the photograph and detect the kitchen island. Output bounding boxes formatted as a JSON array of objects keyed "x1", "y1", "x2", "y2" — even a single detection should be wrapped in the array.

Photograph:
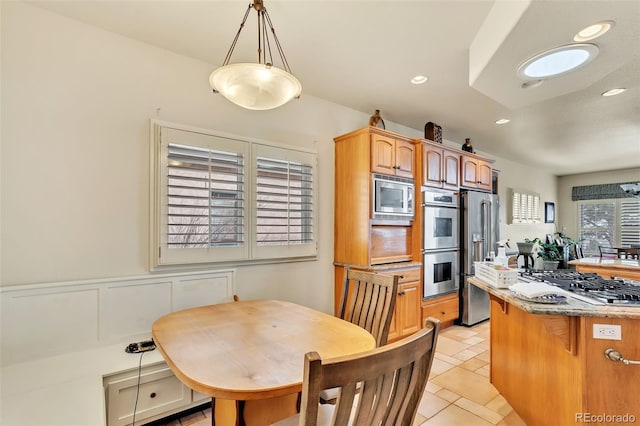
[
  {"x1": 469, "y1": 277, "x2": 640, "y2": 426},
  {"x1": 569, "y1": 257, "x2": 640, "y2": 280}
]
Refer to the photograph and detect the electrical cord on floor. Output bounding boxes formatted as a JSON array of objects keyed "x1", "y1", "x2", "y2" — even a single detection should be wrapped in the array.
[{"x1": 131, "y1": 351, "x2": 145, "y2": 426}]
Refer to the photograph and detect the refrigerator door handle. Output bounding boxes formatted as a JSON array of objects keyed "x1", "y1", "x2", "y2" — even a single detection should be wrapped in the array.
[{"x1": 480, "y1": 199, "x2": 492, "y2": 260}]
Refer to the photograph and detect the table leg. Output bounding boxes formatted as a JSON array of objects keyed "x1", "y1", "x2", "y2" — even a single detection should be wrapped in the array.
[
  {"x1": 212, "y1": 393, "x2": 299, "y2": 426},
  {"x1": 212, "y1": 398, "x2": 239, "y2": 426}
]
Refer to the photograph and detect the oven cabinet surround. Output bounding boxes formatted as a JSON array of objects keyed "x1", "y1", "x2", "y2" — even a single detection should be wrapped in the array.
[
  {"x1": 470, "y1": 278, "x2": 640, "y2": 426},
  {"x1": 333, "y1": 126, "x2": 421, "y2": 342},
  {"x1": 0, "y1": 269, "x2": 235, "y2": 426},
  {"x1": 569, "y1": 258, "x2": 640, "y2": 281},
  {"x1": 333, "y1": 126, "x2": 418, "y2": 268}
]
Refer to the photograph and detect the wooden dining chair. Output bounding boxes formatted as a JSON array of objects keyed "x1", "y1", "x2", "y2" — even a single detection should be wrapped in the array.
[
  {"x1": 317, "y1": 269, "x2": 400, "y2": 404},
  {"x1": 338, "y1": 269, "x2": 399, "y2": 347},
  {"x1": 272, "y1": 318, "x2": 440, "y2": 426}
]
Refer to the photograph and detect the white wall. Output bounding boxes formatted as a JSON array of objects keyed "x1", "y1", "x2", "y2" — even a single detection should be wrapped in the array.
[
  {"x1": 557, "y1": 167, "x2": 640, "y2": 240},
  {"x1": 0, "y1": 2, "x2": 558, "y2": 313},
  {"x1": 0, "y1": 2, "x2": 424, "y2": 313}
]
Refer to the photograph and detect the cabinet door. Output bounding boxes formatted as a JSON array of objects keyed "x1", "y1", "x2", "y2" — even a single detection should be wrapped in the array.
[
  {"x1": 385, "y1": 266, "x2": 421, "y2": 343},
  {"x1": 422, "y1": 146, "x2": 444, "y2": 188},
  {"x1": 371, "y1": 135, "x2": 396, "y2": 175},
  {"x1": 398, "y1": 282, "x2": 421, "y2": 337},
  {"x1": 442, "y1": 149, "x2": 460, "y2": 189},
  {"x1": 460, "y1": 156, "x2": 479, "y2": 188},
  {"x1": 477, "y1": 159, "x2": 492, "y2": 191},
  {"x1": 395, "y1": 140, "x2": 415, "y2": 178}
]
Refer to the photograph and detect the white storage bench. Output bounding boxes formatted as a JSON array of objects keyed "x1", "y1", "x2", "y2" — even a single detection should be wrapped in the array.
[{"x1": 0, "y1": 270, "x2": 235, "y2": 426}]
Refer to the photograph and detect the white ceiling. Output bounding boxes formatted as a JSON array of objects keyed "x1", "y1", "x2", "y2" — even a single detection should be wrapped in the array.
[{"x1": 27, "y1": 0, "x2": 640, "y2": 176}]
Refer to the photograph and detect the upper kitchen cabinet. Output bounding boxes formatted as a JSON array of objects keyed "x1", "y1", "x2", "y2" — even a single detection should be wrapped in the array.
[
  {"x1": 419, "y1": 142, "x2": 460, "y2": 190},
  {"x1": 371, "y1": 133, "x2": 415, "y2": 178},
  {"x1": 460, "y1": 154, "x2": 493, "y2": 192}
]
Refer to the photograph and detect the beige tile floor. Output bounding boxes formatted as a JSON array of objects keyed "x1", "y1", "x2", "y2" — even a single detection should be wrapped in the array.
[{"x1": 154, "y1": 321, "x2": 526, "y2": 426}]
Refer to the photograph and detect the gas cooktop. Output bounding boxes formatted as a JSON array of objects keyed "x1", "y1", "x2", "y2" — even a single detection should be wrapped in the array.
[{"x1": 518, "y1": 270, "x2": 640, "y2": 306}]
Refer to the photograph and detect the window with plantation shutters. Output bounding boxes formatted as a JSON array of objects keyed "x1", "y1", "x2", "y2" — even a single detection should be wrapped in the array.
[
  {"x1": 577, "y1": 199, "x2": 640, "y2": 256},
  {"x1": 508, "y1": 188, "x2": 541, "y2": 224},
  {"x1": 151, "y1": 123, "x2": 317, "y2": 267},
  {"x1": 252, "y1": 144, "x2": 317, "y2": 259}
]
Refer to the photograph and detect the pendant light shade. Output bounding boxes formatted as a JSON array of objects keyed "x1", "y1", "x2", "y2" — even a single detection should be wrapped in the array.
[
  {"x1": 210, "y1": 63, "x2": 302, "y2": 111},
  {"x1": 209, "y1": 0, "x2": 301, "y2": 110}
]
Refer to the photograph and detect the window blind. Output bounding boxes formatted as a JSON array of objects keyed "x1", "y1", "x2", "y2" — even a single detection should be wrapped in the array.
[
  {"x1": 167, "y1": 143, "x2": 245, "y2": 248},
  {"x1": 256, "y1": 156, "x2": 313, "y2": 246},
  {"x1": 578, "y1": 201, "x2": 615, "y2": 255},
  {"x1": 620, "y1": 200, "x2": 640, "y2": 247}
]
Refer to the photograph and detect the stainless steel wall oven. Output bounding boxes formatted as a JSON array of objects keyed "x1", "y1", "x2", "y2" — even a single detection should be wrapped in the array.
[{"x1": 422, "y1": 188, "x2": 459, "y2": 299}]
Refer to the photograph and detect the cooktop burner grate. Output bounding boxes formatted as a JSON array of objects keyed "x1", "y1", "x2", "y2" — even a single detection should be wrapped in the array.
[{"x1": 518, "y1": 270, "x2": 640, "y2": 305}]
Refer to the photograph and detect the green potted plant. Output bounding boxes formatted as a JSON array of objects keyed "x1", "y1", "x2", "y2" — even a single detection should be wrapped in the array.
[
  {"x1": 538, "y1": 241, "x2": 563, "y2": 269},
  {"x1": 524, "y1": 238, "x2": 562, "y2": 269}
]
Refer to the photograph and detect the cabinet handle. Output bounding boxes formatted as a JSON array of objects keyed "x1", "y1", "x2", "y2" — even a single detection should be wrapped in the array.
[
  {"x1": 398, "y1": 291, "x2": 406, "y2": 296},
  {"x1": 440, "y1": 311, "x2": 446, "y2": 315},
  {"x1": 150, "y1": 392, "x2": 157, "y2": 398}
]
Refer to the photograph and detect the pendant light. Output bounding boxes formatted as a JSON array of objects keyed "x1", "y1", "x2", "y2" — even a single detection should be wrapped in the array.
[{"x1": 209, "y1": 0, "x2": 302, "y2": 110}]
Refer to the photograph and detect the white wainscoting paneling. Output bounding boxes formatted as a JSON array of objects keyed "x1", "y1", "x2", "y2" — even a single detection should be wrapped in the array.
[{"x1": 0, "y1": 269, "x2": 235, "y2": 366}]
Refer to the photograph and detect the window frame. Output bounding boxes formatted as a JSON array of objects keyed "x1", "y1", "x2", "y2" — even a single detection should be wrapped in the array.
[{"x1": 150, "y1": 121, "x2": 318, "y2": 269}]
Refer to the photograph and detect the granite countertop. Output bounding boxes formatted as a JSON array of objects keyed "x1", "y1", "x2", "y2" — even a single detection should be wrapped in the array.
[
  {"x1": 469, "y1": 277, "x2": 640, "y2": 319},
  {"x1": 568, "y1": 257, "x2": 640, "y2": 270}
]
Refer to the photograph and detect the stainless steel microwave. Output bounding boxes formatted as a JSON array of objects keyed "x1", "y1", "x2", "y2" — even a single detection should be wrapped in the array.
[{"x1": 372, "y1": 174, "x2": 414, "y2": 219}]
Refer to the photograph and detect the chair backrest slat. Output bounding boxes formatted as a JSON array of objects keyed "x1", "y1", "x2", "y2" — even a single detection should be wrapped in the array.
[
  {"x1": 338, "y1": 269, "x2": 399, "y2": 347},
  {"x1": 298, "y1": 318, "x2": 440, "y2": 426}
]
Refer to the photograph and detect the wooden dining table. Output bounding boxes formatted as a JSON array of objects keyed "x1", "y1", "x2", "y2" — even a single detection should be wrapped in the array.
[{"x1": 151, "y1": 299, "x2": 376, "y2": 426}]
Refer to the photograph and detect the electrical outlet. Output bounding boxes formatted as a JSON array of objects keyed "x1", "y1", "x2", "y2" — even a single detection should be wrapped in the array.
[{"x1": 593, "y1": 324, "x2": 622, "y2": 340}]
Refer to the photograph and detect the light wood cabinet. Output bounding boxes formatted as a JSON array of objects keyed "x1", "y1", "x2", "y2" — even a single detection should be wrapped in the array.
[
  {"x1": 460, "y1": 154, "x2": 492, "y2": 191},
  {"x1": 334, "y1": 127, "x2": 417, "y2": 267},
  {"x1": 421, "y1": 293, "x2": 459, "y2": 327},
  {"x1": 333, "y1": 127, "x2": 420, "y2": 320},
  {"x1": 420, "y1": 143, "x2": 459, "y2": 190},
  {"x1": 489, "y1": 295, "x2": 640, "y2": 425},
  {"x1": 381, "y1": 265, "x2": 422, "y2": 343},
  {"x1": 371, "y1": 134, "x2": 415, "y2": 178}
]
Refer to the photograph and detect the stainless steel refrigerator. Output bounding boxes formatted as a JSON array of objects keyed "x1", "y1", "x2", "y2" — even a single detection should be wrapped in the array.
[{"x1": 460, "y1": 190, "x2": 500, "y2": 326}]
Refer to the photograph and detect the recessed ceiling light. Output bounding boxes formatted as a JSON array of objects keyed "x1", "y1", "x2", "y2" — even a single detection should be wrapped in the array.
[
  {"x1": 574, "y1": 20, "x2": 615, "y2": 42},
  {"x1": 495, "y1": 119, "x2": 510, "y2": 125},
  {"x1": 411, "y1": 75, "x2": 428, "y2": 85},
  {"x1": 601, "y1": 88, "x2": 626, "y2": 97},
  {"x1": 517, "y1": 44, "x2": 599, "y2": 79}
]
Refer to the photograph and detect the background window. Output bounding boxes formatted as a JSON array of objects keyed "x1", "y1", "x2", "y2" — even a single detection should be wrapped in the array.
[{"x1": 578, "y1": 199, "x2": 640, "y2": 255}]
